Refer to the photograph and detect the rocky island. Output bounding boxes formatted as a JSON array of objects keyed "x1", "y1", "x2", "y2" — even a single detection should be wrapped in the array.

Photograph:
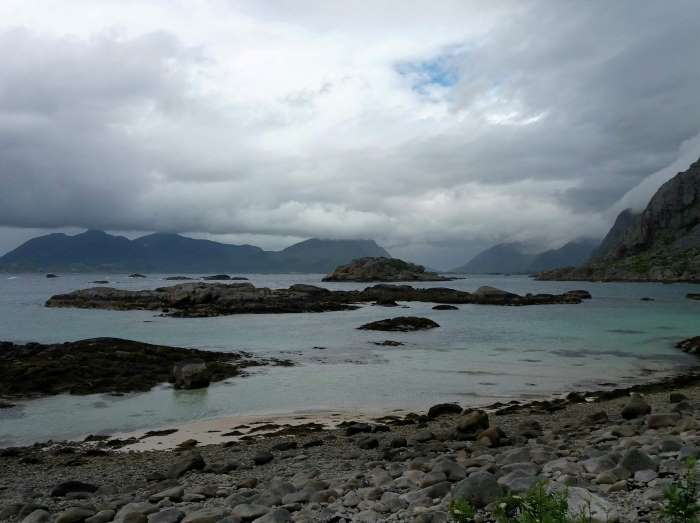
[
  {"x1": 322, "y1": 257, "x2": 455, "y2": 282},
  {"x1": 45, "y1": 282, "x2": 591, "y2": 317},
  {"x1": 537, "y1": 157, "x2": 700, "y2": 282},
  {"x1": 0, "y1": 338, "x2": 290, "y2": 399}
]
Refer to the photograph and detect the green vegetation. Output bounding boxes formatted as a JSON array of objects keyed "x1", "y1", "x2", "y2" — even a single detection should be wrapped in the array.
[
  {"x1": 663, "y1": 458, "x2": 700, "y2": 523},
  {"x1": 449, "y1": 482, "x2": 592, "y2": 523},
  {"x1": 448, "y1": 499, "x2": 476, "y2": 523}
]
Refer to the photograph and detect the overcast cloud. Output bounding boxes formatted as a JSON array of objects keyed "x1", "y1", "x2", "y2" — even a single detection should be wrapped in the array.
[{"x1": 1, "y1": 1, "x2": 699, "y2": 267}]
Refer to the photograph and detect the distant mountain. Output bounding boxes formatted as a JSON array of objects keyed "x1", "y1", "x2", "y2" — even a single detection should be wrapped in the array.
[
  {"x1": 273, "y1": 238, "x2": 390, "y2": 273},
  {"x1": 451, "y1": 239, "x2": 599, "y2": 274},
  {"x1": 450, "y1": 243, "x2": 535, "y2": 274},
  {"x1": 528, "y1": 239, "x2": 600, "y2": 273},
  {"x1": 0, "y1": 230, "x2": 391, "y2": 274},
  {"x1": 538, "y1": 157, "x2": 700, "y2": 282}
]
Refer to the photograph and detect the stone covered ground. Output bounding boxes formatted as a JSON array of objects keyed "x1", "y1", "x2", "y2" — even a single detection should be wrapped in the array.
[{"x1": 1, "y1": 382, "x2": 700, "y2": 523}]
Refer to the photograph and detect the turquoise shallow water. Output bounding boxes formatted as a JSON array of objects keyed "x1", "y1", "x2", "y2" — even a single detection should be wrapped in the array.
[{"x1": 0, "y1": 273, "x2": 699, "y2": 446}]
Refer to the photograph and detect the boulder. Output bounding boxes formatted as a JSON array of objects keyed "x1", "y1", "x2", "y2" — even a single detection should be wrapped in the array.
[
  {"x1": 56, "y1": 508, "x2": 96, "y2": 523},
  {"x1": 167, "y1": 451, "x2": 205, "y2": 478},
  {"x1": 427, "y1": 403, "x2": 462, "y2": 418},
  {"x1": 253, "y1": 451, "x2": 274, "y2": 466},
  {"x1": 21, "y1": 510, "x2": 51, "y2": 523},
  {"x1": 452, "y1": 471, "x2": 503, "y2": 508},
  {"x1": 147, "y1": 508, "x2": 185, "y2": 523},
  {"x1": 50, "y1": 480, "x2": 99, "y2": 497},
  {"x1": 621, "y1": 393, "x2": 651, "y2": 419},
  {"x1": 172, "y1": 361, "x2": 210, "y2": 389},
  {"x1": 457, "y1": 410, "x2": 489, "y2": 435},
  {"x1": 646, "y1": 413, "x2": 680, "y2": 429},
  {"x1": 620, "y1": 448, "x2": 656, "y2": 472}
]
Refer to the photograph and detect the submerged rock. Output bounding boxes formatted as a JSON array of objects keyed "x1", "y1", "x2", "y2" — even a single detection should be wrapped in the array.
[
  {"x1": 0, "y1": 338, "x2": 281, "y2": 398},
  {"x1": 432, "y1": 304, "x2": 458, "y2": 310},
  {"x1": 357, "y1": 317, "x2": 440, "y2": 332}
]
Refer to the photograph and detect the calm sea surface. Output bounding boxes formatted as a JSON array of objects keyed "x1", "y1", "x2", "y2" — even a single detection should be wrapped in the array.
[{"x1": 1, "y1": 273, "x2": 699, "y2": 446}]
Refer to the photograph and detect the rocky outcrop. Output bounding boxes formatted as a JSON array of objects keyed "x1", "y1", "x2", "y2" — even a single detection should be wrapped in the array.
[
  {"x1": 323, "y1": 257, "x2": 454, "y2": 282},
  {"x1": 45, "y1": 282, "x2": 590, "y2": 317},
  {"x1": 537, "y1": 157, "x2": 700, "y2": 282},
  {"x1": 357, "y1": 317, "x2": 440, "y2": 332},
  {"x1": 0, "y1": 338, "x2": 287, "y2": 398}
]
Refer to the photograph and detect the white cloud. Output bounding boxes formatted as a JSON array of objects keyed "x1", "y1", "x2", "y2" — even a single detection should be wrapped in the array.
[{"x1": 0, "y1": 1, "x2": 699, "y2": 266}]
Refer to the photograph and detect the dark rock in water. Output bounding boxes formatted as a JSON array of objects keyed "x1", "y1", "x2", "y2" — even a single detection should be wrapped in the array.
[
  {"x1": 371, "y1": 340, "x2": 404, "y2": 346},
  {"x1": 373, "y1": 299, "x2": 400, "y2": 307},
  {"x1": 0, "y1": 400, "x2": 16, "y2": 409},
  {"x1": 46, "y1": 273, "x2": 58, "y2": 278},
  {"x1": 345, "y1": 423, "x2": 373, "y2": 436},
  {"x1": 621, "y1": 393, "x2": 652, "y2": 419},
  {"x1": 640, "y1": 297, "x2": 655, "y2": 301},
  {"x1": 91, "y1": 280, "x2": 109, "y2": 284},
  {"x1": 688, "y1": 293, "x2": 700, "y2": 300},
  {"x1": 164, "y1": 276, "x2": 194, "y2": 281},
  {"x1": 129, "y1": 273, "x2": 146, "y2": 278},
  {"x1": 676, "y1": 336, "x2": 700, "y2": 355},
  {"x1": 323, "y1": 257, "x2": 455, "y2": 282},
  {"x1": 172, "y1": 361, "x2": 210, "y2": 389},
  {"x1": 427, "y1": 403, "x2": 462, "y2": 418},
  {"x1": 50, "y1": 480, "x2": 99, "y2": 497},
  {"x1": 141, "y1": 428, "x2": 178, "y2": 439},
  {"x1": 202, "y1": 274, "x2": 231, "y2": 280},
  {"x1": 432, "y1": 304, "x2": 458, "y2": 310},
  {"x1": 45, "y1": 281, "x2": 587, "y2": 317},
  {"x1": 0, "y1": 338, "x2": 281, "y2": 398},
  {"x1": 358, "y1": 316, "x2": 439, "y2": 332}
]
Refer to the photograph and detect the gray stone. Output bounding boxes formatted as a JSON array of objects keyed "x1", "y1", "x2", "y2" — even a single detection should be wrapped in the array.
[
  {"x1": 86, "y1": 511, "x2": 116, "y2": 523},
  {"x1": 432, "y1": 459, "x2": 466, "y2": 482},
  {"x1": 646, "y1": 413, "x2": 680, "y2": 429},
  {"x1": 452, "y1": 471, "x2": 502, "y2": 508},
  {"x1": 621, "y1": 394, "x2": 651, "y2": 420},
  {"x1": 620, "y1": 448, "x2": 656, "y2": 472},
  {"x1": 149, "y1": 486, "x2": 184, "y2": 502},
  {"x1": 231, "y1": 504, "x2": 270, "y2": 520},
  {"x1": 148, "y1": 508, "x2": 185, "y2": 523},
  {"x1": 56, "y1": 508, "x2": 97, "y2": 523},
  {"x1": 634, "y1": 469, "x2": 658, "y2": 483},
  {"x1": 167, "y1": 451, "x2": 205, "y2": 478},
  {"x1": 21, "y1": 510, "x2": 51, "y2": 523},
  {"x1": 181, "y1": 508, "x2": 229, "y2": 523},
  {"x1": 252, "y1": 509, "x2": 291, "y2": 523}
]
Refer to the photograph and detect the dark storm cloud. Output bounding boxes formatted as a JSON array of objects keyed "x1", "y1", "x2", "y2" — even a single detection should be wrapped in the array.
[{"x1": 0, "y1": 1, "x2": 699, "y2": 266}]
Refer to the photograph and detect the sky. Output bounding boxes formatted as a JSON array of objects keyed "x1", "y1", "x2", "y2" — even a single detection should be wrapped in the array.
[{"x1": 1, "y1": 1, "x2": 699, "y2": 269}]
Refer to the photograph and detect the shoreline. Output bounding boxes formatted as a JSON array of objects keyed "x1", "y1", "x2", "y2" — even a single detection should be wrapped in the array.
[
  {"x1": 2, "y1": 366, "x2": 700, "y2": 522},
  {"x1": 4, "y1": 363, "x2": 699, "y2": 453}
]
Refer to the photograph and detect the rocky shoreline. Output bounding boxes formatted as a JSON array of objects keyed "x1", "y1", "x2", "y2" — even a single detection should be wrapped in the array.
[
  {"x1": 2, "y1": 358, "x2": 700, "y2": 522},
  {"x1": 0, "y1": 338, "x2": 292, "y2": 400},
  {"x1": 45, "y1": 282, "x2": 591, "y2": 318}
]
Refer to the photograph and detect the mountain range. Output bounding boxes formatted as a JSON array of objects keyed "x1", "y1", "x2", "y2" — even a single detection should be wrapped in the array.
[
  {"x1": 537, "y1": 156, "x2": 700, "y2": 282},
  {"x1": 450, "y1": 239, "x2": 599, "y2": 274},
  {"x1": 0, "y1": 230, "x2": 391, "y2": 274}
]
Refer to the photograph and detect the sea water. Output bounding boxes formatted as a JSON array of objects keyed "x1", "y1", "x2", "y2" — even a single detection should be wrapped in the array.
[{"x1": 0, "y1": 273, "x2": 698, "y2": 446}]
